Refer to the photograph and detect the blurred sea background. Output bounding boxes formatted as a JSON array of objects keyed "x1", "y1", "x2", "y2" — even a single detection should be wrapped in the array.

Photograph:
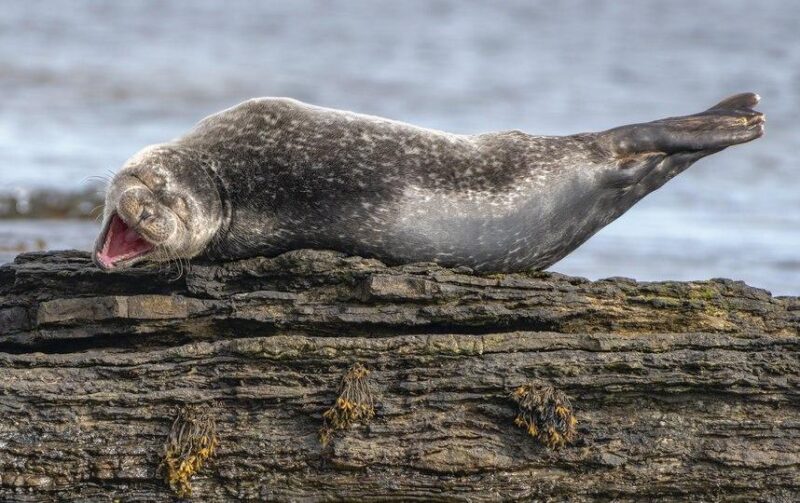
[{"x1": 1, "y1": 0, "x2": 798, "y2": 294}]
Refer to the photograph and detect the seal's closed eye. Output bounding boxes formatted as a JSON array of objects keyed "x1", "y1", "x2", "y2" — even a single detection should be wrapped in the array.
[{"x1": 130, "y1": 171, "x2": 166, "y2": 191}]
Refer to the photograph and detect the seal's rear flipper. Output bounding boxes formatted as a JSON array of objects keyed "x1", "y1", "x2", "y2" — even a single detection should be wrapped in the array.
[
  {"x1": 706, "y1": 92, "x2": 761, "y2": 112},
  {"x1": 608, "y1": 92, "x2": 765, "y2": 156}
]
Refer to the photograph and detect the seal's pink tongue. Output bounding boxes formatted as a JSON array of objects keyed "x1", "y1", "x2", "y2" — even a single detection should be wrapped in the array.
[{"x1": 97, "y1": 214, "x2": 154, "y2": 268}]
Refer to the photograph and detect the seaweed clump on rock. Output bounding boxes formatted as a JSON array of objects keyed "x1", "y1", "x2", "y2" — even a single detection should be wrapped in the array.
[
  {"x1": 319, "y1": 363, "x2": 376, "y2": 447},
  {"x1": 511, "y1": 383, "x2": 578, "y2": 449},
  {"x1": 160, "y1": 403, "x2": 220, "y2": 498}
]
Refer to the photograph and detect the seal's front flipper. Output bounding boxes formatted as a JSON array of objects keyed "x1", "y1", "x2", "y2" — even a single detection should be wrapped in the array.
[{"x1": 608, "y1": 92, "x2": 765, "y2": 156}]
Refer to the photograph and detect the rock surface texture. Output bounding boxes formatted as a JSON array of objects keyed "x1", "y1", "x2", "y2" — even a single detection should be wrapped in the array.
[{"x1": 0, "y1": 249, "x2": 798, "y2": 502}]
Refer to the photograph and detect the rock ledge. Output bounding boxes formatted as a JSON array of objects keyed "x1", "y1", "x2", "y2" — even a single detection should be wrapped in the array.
[{"x1": 0, "y1": 250, "x2": 798, "y2": 501}]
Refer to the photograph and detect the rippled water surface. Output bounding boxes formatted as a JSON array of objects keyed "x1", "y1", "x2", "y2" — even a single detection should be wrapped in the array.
[{"x1": 1, "y1": 0, "x2": 798, "y2": 294}]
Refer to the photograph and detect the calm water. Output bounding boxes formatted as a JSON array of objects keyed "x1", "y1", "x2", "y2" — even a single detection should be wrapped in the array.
[{"x1": 1, "y1": 0, "x2": 798, "y2": 294}]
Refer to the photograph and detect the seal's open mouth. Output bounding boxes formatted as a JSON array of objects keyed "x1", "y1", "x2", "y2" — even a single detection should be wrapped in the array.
[{"x1": 96, "y1": 213, "x2": 154, "y2": 269}]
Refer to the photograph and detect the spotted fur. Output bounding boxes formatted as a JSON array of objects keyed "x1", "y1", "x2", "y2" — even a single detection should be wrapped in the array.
[{"x1": 95, "y1": 93, "x2": 764, "y2": 272}]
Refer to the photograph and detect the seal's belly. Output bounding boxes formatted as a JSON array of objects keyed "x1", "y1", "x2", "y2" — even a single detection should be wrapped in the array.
[{"x1": 347, "y1": 178, "x2": 605, "y2": 271}]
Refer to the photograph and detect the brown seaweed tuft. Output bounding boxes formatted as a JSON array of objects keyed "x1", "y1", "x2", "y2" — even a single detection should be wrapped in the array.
[
  {"x1": 511, "y1": 383, "x2": 577, "y2": 449},
  {"x1": 320, "y1": 363, "x2": 375, "y2": 447},
  {"x1": 160, "y1": 403, "x2": 219, "y2": 498}
]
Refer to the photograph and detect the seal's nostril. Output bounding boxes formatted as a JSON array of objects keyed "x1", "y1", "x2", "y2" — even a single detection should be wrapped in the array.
[{"x1": 139, "y1": 208, "x2": 153, "y2": 222}]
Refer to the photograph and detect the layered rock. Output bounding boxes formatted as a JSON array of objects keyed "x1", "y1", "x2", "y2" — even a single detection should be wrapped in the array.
[{"x1": 1, "y1": 250, "x2": 798, "y2": 501}]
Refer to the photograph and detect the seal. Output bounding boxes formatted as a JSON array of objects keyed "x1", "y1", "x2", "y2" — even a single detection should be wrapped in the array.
[{"x1": 93, "y1": 93, "x2": 764, "y2": 272}]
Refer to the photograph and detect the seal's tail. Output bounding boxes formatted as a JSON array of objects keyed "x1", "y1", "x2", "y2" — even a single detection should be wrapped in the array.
[{"x1": 608, "y1": 92, "x2": 765, "y2": 156}]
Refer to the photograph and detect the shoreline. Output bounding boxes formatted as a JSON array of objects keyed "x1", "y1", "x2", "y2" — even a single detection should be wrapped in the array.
[{"x1": 0, "y1": 186, "x2": 104, "y2": 220}]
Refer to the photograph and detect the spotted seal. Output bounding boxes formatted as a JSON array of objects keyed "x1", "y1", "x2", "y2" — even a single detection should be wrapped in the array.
[{"x1": 94, "y1": 93, "x2": 764, "y2": 272}]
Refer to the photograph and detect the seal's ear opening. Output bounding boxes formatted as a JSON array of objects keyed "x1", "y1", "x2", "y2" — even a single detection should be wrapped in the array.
[{"x1": 95, "y1": 213, "x2": 154, "y2": 270}]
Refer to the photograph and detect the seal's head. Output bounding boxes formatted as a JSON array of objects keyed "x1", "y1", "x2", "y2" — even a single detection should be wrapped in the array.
[{"x1": 93, "y1": 145, "x2": 223, "y2": 270}]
